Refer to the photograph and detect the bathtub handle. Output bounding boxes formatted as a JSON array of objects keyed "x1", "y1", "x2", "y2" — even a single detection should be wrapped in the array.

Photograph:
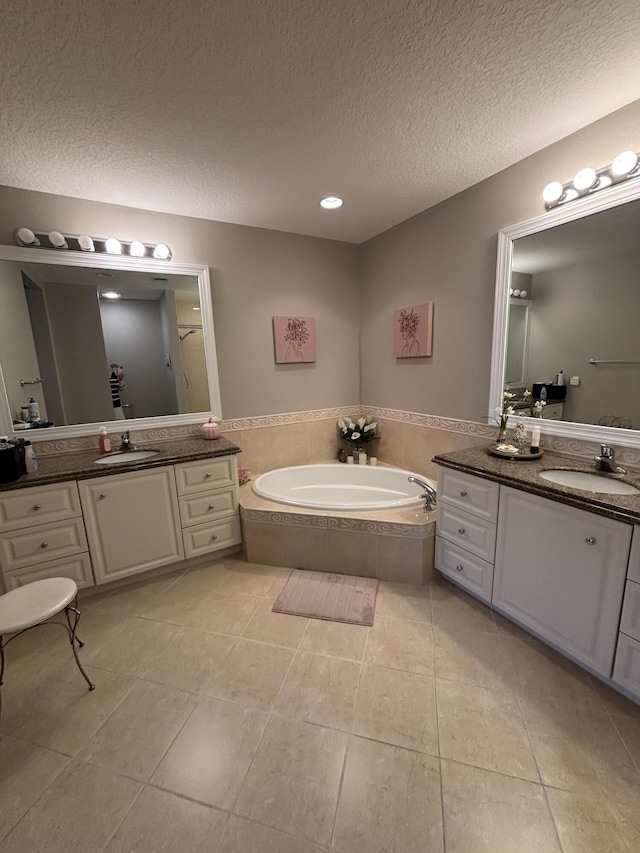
[{"x1": 460, "y1": 490, "x2": 467, "y2": 497}]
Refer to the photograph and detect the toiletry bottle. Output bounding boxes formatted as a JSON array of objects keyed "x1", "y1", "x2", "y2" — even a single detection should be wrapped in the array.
[
  {"x1": 20, "y1": 405, "x2": 30, "y2": 422},
  {"x1": 28, "y1": 397, "x2": 40, "y2": 421},
  {"x1": 530, "y1": 425, "x2": 541, "y2": 453},
  {"x1": 540, "y1": 386, "x2": 547, "y2": 402},
  {"x1": 99, "y1": 427, "x2": 111, "y2": 454},
  {"x1": 556, "y1": 369, "x2": 565, "y2": 386},
  {"x1": 24, "y1": 441, "x2": 38, "y2": 473}
]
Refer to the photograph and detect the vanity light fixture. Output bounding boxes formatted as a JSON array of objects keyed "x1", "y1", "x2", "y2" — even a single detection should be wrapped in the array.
[
  {"x1": 320, "y1": 196, "x2": 343, "y2": 209},
  {"x1": 543, "y1": 150, "x2": 640, "y2": 209},
  {"x1": 13, "y1": 229, "x2": 173, "y2": 261}
]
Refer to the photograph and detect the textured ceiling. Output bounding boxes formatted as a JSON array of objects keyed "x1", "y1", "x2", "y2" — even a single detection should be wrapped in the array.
[{"x1": 2, "y1": 0, "x2": 640, "y2": 244}]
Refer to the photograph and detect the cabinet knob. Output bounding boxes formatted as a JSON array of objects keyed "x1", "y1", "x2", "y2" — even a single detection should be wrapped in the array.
[
  {"x1": 98, "y1": 493, "x2": 107, "y2": 500},
  {"x1": 458, "y1": 528, "x2": 466, "y2": 535},
  {"x1": 205, "y1": 472, "x2": 212, "y2": 479},
  {"x1": 585, "y1": 537, "x2": 596, "y2": 545},
  {"x1": 460, "y1": 490, "x2": 467, "y2": 497},
  {"x1": 33, "y1": 504, "x2": 41, "y2": 511},
  {"x1": 40, "y1": 541, "x2": 48, "y2": 549},
  {"x1": 208, "y1": 505, "x2": 215, "y2": 511},
  {"x1": 211, "y1": 534, "x2": 218, "y2": 541},
  {"x1": 455, "y1": 564, "x2": 464, "y2": 572}
]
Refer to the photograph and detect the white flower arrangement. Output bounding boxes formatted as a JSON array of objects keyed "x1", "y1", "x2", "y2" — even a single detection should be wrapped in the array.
[
  {"x1": 338, "y1": 416, "x2": 378, "y2": 445},
  {"x1": 523, "y1": 389, "x2": 546, "y2": 417}
]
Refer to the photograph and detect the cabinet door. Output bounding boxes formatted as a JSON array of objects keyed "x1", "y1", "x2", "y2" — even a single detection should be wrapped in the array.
[
  {"x1": 79, "y1": 467, "x2": 183, "y2": 584},
  {"x1": 493, "y1": 486, "x2": 632, "y2": 676}
]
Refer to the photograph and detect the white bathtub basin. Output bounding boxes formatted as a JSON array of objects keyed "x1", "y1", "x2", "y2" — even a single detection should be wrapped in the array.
[
  {"x1": 94, "y1": 450, "x2": 159, "y2": 465},
  {"x1": 539, "y1": 469, "x2": 640, "y2": 495},
  {"x1": 253, "y1": 463, "x2": 433, "y2": 510}
]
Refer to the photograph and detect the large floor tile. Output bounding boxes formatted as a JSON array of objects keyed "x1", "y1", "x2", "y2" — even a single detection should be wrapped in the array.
[
  {"x1": 332, "y1": 736, "x2": 443, "y2": 853},
  {"x1": 104, "y1": 785, "x2": 228, "y2": 852},
  {"x1": 220, "y1": 561, "x2": 290, "y2": 597},
  {"x1": 441, "y1": 760, "x2": 561, "y2": 852},
  {"x1": 220, "y1": 815, "x2": 326, "y2": 853},
  {"x1": 79, "y1": 680, "x2": 196, "y2": 781},
  {"x1": 143, "y1": 587, "x2": 262, "y2": 636},
  {"x1": 299, "y1": 617, "x2": 368, "y2": 660},
  {"x1": 546, "y1": 783, "x2": 640, "y2": 853},
  {"x1": 375, "y1": 584, "x2": 432, "y2": 623},
  {"x1": 151, "y1": 696, "x2": 268, "y2": 810},
  {"x1": 275, "y1": 651, "x2": 360, "y2": 730},
  {"x1": 0, "y1": 736, "x2": 69, "y2": 844},
  {"x1": 84, "y1": 617, "x2": 180, "y2": 678},
  {"x1": 142, "y1": 627, "x2": 235, "y2": 694},
  {"x1": 234, "y1": 716, "x2": 347, "y2": 846},
  {"x1": 90, "y1": 571, "x2": 184, "y2": 619},
  {"x1": 352, "y1": 664, "x2": 438, "y2": 754},
  {"x1": 11, "y1": 666, "x2": 137, "y2": 756},
  {"x1": 365, "y1": 616, "x2": 434, "y2": 675},
  {"x1": 430, "y1": 581, "x2": 498, "y2": 635},
  {"x1": 434, "y1": 626, "x2": 513, "y2": 692},
  {"x1": 498, "y1": 634, "x2": 592, "y2": 701},
  {"x1": 202, "y1": 638, "x2": 294, "y2": 710},
  {"x1": 436, "y1": 679, "x2": 539, "y2": 781},
  {"x1": 242, "y1": 598, "x2": 309, "y2": 648},
  {"x1": 0, "y1": 653, "x2": 68, "y2": 736},
  {"x1": 0, "y1": 760, "x2": 141, "y2": 853}
]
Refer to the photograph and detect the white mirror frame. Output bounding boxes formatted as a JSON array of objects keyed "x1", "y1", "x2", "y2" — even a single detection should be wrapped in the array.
[
  {"x1": 0, "y1": 245, "x2": 222, "y2": 440},
  {"x1": 490, "y1": 177, "x2": 640, "y2": 450}
]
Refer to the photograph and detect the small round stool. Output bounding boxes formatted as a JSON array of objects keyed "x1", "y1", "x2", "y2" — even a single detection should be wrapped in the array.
[{"x1": 0, "y1": 577, "x2": 95, "y2": 718}]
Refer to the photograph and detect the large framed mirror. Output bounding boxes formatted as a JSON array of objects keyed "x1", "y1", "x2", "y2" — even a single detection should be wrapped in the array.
[
  {"x1": 0, "y1": 245, "x2": 221, "y2": 440},
  {"x1": 490, "y1": 178, "x2": 640, "y2": 450}
]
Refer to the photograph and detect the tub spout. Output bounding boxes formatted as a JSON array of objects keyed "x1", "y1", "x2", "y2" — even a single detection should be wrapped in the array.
[{"x1": 408, "y1": 476, "x2": 437, "y2": 510}]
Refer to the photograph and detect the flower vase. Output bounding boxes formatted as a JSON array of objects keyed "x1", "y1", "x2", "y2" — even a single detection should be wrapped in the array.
[{"x1": 496, "y1": 429, "x2": 507, "y2": 445}]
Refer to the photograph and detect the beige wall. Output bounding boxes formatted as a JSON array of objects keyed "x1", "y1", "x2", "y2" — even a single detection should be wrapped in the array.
[
  {"x1": 359, "y1": 99, "x2": 640, "y2": 423},
  {"x1": 0, "y1": 187, "x2": 361, "y2": 419}
]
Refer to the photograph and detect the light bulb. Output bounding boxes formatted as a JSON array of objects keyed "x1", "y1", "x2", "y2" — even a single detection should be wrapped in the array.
[
  {"x1": 15, "y1": 227, "x2": 39, "y2": 246},
  {"x1": 101, "y1": 291, "x2": 121, "y2": 300},
  {"x1": 78, "y1": 235, "x2": 95, "y2": 251},
  {"x1": 130, "y1": 240, "x2": 146, "y2": 257},
  {"x1": 573, "y1": 167, "x2": 598, "y2": 191},
  {"x1": 611, "y1": 150, "x2": 638, "y2": 178},
  {"x1": 563, "y1": 188, "x2": 579, "y2": 203},
  {"x1": 153, "y1": 243, "x2": 171, "y2": 260},
  {"x1": 542, "y1": 182, "x2": 564, "y2": 204},
  {"x1": 320, "y1": 196, "x2": 343, "y2": 209},
  {"x1": 105, "y1": 237, "x2": 122, "y2": 254},
  {"x1": 48, "y1": 230, "x2": 67, "y2": 248},
  {"x1": 513, "y1": 289, "x2": 521, "y2": 297},
  {"x1": 520, "y1": 290, "x2": 528, "y2": 298}
]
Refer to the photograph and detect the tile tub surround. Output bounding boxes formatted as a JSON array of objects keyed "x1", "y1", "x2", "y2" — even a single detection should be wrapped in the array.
[
  {"x1": 0, "y1": 558, "x2": 639, "y2": 851},
  {"x1": 433, "y1": 445, "x2": 640, "y2": 525},
  {"x1": 239, "y1": 482, "x2": 435, "y2": 585}
]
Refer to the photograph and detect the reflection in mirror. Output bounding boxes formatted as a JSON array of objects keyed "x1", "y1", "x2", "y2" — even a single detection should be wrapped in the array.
[
  {"x1": 0, "y1": 248, "x2": 219, "y2": 438},
  {"x1": 491, "y1": 179, "x2": 640, "y2": 450}
]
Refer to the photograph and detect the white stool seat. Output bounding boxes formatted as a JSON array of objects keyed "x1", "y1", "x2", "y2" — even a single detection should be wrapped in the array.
[{"x1": 0, "y1": 578, "x2": 78, "y2": 635}]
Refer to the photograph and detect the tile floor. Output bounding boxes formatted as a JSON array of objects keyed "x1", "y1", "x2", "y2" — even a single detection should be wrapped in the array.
[{"x1": 0, "y1": 558, "x2": 639, "y2": 852}]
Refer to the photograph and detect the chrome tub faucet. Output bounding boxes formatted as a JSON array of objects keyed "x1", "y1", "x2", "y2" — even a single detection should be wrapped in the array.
[{"x1": 408, "y1": 476, "x2": 437, "y2": 510}]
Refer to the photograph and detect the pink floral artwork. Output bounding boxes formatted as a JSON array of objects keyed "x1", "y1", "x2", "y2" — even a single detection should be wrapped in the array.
[
  {"x1": 393, "y1": 302, "x2": 433, "y2": 358},
  {"x1": 273, "y1": 316, "x2": 317, "y2": 363}
]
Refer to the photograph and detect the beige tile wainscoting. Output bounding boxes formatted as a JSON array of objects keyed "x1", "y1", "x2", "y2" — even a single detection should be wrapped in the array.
[{"x1": 0, "y1": 558, "x2": 639, "y2": 852}]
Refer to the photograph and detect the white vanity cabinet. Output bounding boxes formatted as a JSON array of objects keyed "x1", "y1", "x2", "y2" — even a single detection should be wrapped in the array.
[
  {"x1": 613, "y1": 529, "x2": 640, "y2": 696},
  {"x1": 79, "y1": 467, "x2": 184, "y2": 584},
  {"x1": 175, "y1": 456, "x2": 241, "y2": 558},
  {"x1": 435, "y1": 468, "x2": 499, "y2": 601},
  {"x1": 0, "y1": 481, "x2": 93, "y2": 591},
  {"x1": 493, "y1": 486, "x2": 631, "y2": 676}
]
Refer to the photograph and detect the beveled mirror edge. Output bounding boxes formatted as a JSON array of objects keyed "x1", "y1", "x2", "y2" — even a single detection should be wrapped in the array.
[
  {"x1": 490, "y1": 177, "x2": 640, "y2": 451},
  {"x1": 0, "y1": 246, "x2": 222, "y2": 441}
]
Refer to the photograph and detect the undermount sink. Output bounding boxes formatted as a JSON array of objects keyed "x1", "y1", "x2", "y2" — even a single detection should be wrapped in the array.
[
  {"x1": 94, "y1": 450, "x2": 159, "y2": 465},
  {"x1": 539, "y1": 469, "x2": 640, "y2": 495}
]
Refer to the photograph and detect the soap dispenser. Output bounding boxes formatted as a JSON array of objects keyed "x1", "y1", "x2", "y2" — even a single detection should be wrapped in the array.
[{"x1": 99, "y1": 427, "x2": 111, "y2": 454}]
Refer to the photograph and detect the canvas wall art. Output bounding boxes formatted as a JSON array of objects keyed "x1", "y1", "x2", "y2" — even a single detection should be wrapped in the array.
[
  {"x1": 273, "y1": 316, "x2": 317, "y2": 363},
  {"x1": 393, "y1": 302, "x2": 433, "y2": 358}
]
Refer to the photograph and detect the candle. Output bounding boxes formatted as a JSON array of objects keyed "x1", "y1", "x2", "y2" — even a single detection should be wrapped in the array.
[
  {"x1": 369, "y1": 456, "x2": 378, "y2": 466},
  {"x1": 358, "y1": 451, "x2": 367, "y2": 465},
  {"x1": 530, "y1": 425, "x2": 541, "y2": 452},
  {"x1": 347, "y1": 455, "x2": 354, "y2": 464}
]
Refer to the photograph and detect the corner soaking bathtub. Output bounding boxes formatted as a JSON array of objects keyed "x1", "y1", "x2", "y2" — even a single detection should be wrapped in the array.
[{"x1": 253, "y1": 463, "x2": 435, "y2": 511}]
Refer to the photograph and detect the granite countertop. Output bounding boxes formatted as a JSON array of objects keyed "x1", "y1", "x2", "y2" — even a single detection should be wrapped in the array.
[
  {"x1": 433, "y1": 444, "x2": 640, "y2": 526},
  {"x1": 0, "y1": 435, "x2": 242, "y2": 492}
]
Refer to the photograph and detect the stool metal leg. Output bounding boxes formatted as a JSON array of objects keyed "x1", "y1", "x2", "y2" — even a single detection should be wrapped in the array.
[
  {"x1": 0, "y1": 637, "x2": 4, "y2": 719},
  {"x1": 64, "y1": 599, "x2": 94, "y2": 691}
]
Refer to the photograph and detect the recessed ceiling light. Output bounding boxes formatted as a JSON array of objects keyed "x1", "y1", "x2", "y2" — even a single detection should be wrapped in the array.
[
  {"x1": 320, "y1": 196, "x2": 343, "y2": 209},
  {"x1": 96, "y1": 272, "x2": 113, "y2": 278},
  {"x1": 192, "y1": 306, "x2": 200, "y2": 311},
  {"x1": 101, "y1": 291, "x2": 121, "y2": 300}
]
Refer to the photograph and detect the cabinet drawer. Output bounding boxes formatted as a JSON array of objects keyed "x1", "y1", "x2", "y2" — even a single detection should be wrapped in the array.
[
  {"x1": 182, "y1": 516, "x2": 242, "y2": 559},
  {"x1": 435, "y1": 535, "x2": 494, "y2": 602},
  {"x1": 178, "y1": 487, "x2": 238, "y2": 528},
  {"x1": 613, "y1": 633, "x2": 640, "y2": 699},
  {"x1": 621, "y1": 580, "x2": 640, "y2": 643},
  {"x1": 0, "y1": 482, "x2": 81, "y2": 532},
  {"x1": 3, "y1": 552, "x2": 94, "y2": 591},
  {"x1": 0, "y1": 517, "x2": 88, "y2": 571},
  {"x1": 437, "y1": 501, "x2": 496, "y2": 562},
  {"x1": 175, "y1": 456, "x2": 237, "y2": 496},
  {"x1": 437, "y1": 468, "x2": 499, "y2": 522}
]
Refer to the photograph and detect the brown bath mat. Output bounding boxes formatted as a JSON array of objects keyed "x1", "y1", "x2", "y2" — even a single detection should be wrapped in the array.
[{"x1": 272, "y1": 569, "x2": 378, "y2": 626}]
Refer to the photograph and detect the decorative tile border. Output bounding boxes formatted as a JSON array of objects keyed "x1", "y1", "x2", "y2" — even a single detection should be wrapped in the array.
[
  {"x1": 364, "y1": 405, "x2": 497, "y2": 438},
  {"x1": 240, "y1": 505, "x2": 435, "y2": 539},
  {"x1": 220, "y1": 406, "x2": 363, "y2": 431}
]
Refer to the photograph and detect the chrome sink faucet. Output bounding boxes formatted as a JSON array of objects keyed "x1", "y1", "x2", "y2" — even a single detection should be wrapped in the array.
[
  {"x1": 120, "y1": 430, "x2": 136, "y2": 452},
  {"x1": 594, "y1": 444, "x2": 625, "y2": 474},
  {"x1": 408, "y1": 476, "x2": 437, "y2": 510}
]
